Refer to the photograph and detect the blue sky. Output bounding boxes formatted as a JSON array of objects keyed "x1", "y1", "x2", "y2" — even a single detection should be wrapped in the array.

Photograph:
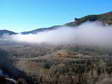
[{"x1": 0, "y1": 0, "x2": 112, "y2": 32}]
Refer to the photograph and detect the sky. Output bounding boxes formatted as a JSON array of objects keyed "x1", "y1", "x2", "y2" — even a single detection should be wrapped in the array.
[{"x1": 0, "y1": 0, "x2": 112, "y2": 32}]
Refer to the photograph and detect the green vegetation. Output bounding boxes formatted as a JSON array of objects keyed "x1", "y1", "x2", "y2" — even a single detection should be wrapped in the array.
[
  {"x1": 0, "y1": 43, "x2": 112, "y2": 84},
  {"x1": 65, "y1": 12, "x2": 112, "y2": 26},
  {"x1": 0, "y1": 12, "x2": 112, "y2": 84}
]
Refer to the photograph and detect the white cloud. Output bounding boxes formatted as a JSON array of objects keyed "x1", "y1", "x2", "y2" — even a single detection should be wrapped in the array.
[{"x1": 3, "y1": 21, "x2": 112, "y2": 48}]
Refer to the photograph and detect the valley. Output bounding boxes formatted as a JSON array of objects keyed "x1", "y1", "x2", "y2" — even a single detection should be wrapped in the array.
[{"x1": 0, "y1": 12, "x2": 112, "y2": 84}]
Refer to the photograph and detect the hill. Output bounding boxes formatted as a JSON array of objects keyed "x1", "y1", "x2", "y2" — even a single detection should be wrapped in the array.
[
  {"x1": 22, "y1": 25, "x2": 61, "y2": 34},
  {"x1": 0, "y1": 11, "x2": 112, "y2": 84},
  {"x1": 65, "y1": 11, "x2": 112, "y2": 26},
  {"x1": 0, "y1": 12, "x2": 112, "y2": 35},
  {"x1": 0, "y1": 30, "x2": 17, "y2": 36},
  {"x1": 22, "y1": 11, "x2": 112, "y2": 34}
]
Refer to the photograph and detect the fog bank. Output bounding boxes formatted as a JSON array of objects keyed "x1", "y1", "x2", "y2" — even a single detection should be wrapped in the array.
[{"x1": 3, "y1": 22, "x2": 112, "y2": 48}]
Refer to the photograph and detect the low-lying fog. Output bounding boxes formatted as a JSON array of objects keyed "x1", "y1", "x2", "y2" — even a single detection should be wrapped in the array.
[{"x1": 2, "y1": 21, "x2": 112, "y2": 48}]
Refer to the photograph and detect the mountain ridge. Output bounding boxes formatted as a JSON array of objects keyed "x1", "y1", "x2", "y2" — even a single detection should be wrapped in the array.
[
  {"x1": 22, "y1": 11, "x2": 112, "y2": 34},
  {"x1": 0, "y1": 11, "x2": 112, "y2": 35},
  {"x1": 65, "y1": 11, "x2": 112, "y2": 26},
  {"x1": 0, "y1": 30, "x2": 17, "y2": 36},
  {"x1": 21, "y1": 25, "x2": 62, "y2": 34}
]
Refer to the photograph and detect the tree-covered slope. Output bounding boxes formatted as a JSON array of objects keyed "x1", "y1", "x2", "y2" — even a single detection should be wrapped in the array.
[{"x1": 65, "y1": 11, "x2": 112, "y2": 26}]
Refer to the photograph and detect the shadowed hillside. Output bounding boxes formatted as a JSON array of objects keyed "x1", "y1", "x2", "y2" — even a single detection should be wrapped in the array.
[
  {"x1": 0, "y1": 48, "x2": 34, "y2": 84},
  {"x1": 0, "y1": 30, "x2": 17, "y2": 36}
]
